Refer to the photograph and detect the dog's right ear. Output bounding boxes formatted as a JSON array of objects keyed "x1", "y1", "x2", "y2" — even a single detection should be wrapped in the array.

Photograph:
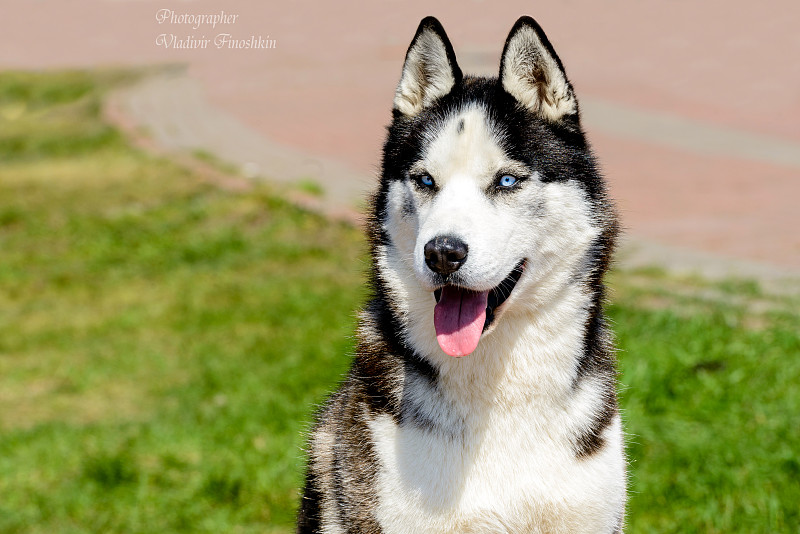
[{"x1": 394, "y1": 17, "x2": 462, "y2": 117}]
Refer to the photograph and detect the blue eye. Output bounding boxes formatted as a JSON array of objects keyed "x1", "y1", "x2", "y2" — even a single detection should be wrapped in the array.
[
  {"x1": 414, "y1": 174, "x2": 435, "y2": 189},
  {"x1": 498, "y1": 175, "x2": 518, "y2": 188}
]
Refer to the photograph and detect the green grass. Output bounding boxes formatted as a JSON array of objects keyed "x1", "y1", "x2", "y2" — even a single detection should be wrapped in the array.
[
  {"x1": 0, "y1": 70, "x2": 364, "y2": 533},
  {"x1": 608, "y1": 272, "x2": 800, "y2": 532},
  {"x1": 1, "y1": 69, "x2": 798, "y2": 533}
]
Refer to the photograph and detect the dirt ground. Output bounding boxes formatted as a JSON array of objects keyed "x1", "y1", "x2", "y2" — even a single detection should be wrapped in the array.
[{"x1": 2, "y1": 0, "x2": 798, "y2": 274}]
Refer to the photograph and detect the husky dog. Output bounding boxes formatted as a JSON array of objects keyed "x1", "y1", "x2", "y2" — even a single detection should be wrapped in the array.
[{"x1": 297, "y1": 16, "x2": 626, "y2": 534}]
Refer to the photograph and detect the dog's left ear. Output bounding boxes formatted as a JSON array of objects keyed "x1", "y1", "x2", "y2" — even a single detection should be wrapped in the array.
[
  {"x1": 500, "y1": 16, "x2": 577, "y2": 122},
  {"x1": 394, "y1": 17, "x2": 462, "y2": 116}
]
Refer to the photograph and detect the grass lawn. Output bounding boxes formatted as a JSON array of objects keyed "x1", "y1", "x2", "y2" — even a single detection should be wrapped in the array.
[{"x1": 0, "y1": 70, "x2": 798, "y2": 533}]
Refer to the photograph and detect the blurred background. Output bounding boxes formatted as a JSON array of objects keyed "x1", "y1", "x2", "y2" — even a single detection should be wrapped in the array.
[{"x1": 0, "y1": 1, "x2": 798, "y2": 532}]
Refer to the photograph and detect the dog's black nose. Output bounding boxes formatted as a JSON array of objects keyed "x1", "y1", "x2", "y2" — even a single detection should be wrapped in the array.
[{"x1": 424, "y1": 235, "x2": 468, "y2": 275}]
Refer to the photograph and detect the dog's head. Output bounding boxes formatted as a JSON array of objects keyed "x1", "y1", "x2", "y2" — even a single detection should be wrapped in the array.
[{"x1": 372, "y1": 17, "x2": 616, "y2": 358}]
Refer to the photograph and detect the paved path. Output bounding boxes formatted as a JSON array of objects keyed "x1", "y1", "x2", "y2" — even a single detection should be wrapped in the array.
[{"x1": 2, "y1": 0, "x2": 799, "y2": 275}]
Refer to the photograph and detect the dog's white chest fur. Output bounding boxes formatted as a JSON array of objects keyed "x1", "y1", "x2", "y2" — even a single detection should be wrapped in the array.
[
  {"x1": 369, "y1": 403, "x2": 625, "y2": 534},
  {"x1": 366, "y1": 311, "x2": 626, "y2": 534}
]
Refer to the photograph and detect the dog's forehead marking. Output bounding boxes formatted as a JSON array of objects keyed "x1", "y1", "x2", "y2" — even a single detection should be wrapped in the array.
[{"x1": 418, "y1": 105, "x2": 508, "y2": 185}]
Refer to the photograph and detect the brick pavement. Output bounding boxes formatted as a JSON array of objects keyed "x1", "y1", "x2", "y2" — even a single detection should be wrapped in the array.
[{"x1": 2, "y1": 0, "x2": 798, "y2": 272}]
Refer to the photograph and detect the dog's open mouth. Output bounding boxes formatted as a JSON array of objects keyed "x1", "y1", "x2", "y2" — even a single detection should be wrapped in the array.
[{"x1": 432, "y1": 259, "x2": 526, "y2": 357}]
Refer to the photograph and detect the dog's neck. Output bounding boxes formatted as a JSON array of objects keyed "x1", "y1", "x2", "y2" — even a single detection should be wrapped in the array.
[
  {"x1": 391, "y1": 271, "x2": 598, "y2": 410},
  {"x1": 435, "y1": 282, "x2": 596, "y2": 408}
]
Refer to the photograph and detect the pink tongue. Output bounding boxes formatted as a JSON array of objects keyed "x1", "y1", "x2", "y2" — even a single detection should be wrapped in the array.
[{"x1": 434, "y1": 286, "x2": 489, "y2": 357}]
